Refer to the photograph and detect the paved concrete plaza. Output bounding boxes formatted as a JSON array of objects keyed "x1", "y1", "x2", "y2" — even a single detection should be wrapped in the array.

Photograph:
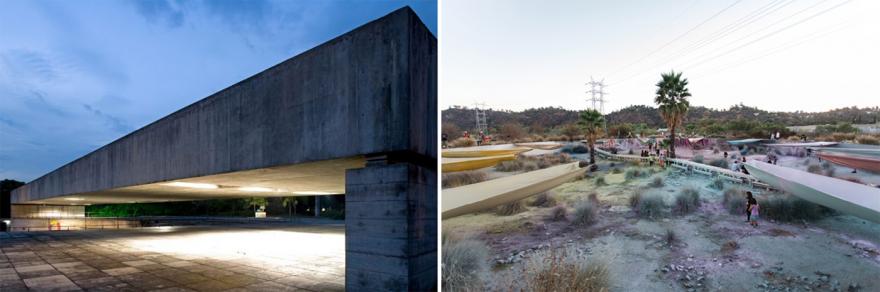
[{"x1": 0, "y1": 224, "x2": 344, "y2": 291}]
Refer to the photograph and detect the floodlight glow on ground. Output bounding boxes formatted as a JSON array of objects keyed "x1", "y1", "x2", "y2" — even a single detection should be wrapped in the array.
[
  {"x1": 162, "y1": 182, "x2": 219, "y2": 189},
  {"x1": 63, "y1": 197, "x2": 84, "y2": 201},
  {"x1": 238, "y1": 186, "x2": 275, "y2": 192}
]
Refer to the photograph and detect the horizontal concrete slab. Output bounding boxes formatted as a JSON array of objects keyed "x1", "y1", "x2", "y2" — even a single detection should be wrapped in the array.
[{"x1": 13, "y1": 7, "x2": 436, "y2": 204}]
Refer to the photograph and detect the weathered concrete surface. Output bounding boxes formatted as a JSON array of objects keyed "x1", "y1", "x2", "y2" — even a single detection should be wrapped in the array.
[
  {"x1": 345, "y1": 162, "x2": 436, "y2": 291},
  {"x1": 12, "y1": 6, "x2": 437, "y2": 204}
]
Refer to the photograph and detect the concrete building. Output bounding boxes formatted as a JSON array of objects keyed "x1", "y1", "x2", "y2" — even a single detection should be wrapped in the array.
[{"x1": 8, "y1": 7, "x2": 436, "y2": 290}]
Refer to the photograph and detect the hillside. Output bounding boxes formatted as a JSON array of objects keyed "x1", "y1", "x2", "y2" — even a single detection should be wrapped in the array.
[{"x1": 442, "y1": 104, "x2": 880, "y2": 137}]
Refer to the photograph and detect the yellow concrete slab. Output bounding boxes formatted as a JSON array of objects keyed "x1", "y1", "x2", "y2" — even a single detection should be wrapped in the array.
[{"x1": 441, "y1": 155, "x2": 516, "y2": 172}]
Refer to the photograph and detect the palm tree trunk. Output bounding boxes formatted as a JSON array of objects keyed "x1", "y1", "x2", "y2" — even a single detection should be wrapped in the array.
[
  {"x1": 669, "y1": 120, "x2": 676, "y2": 159},
  {"x1": 589, "y1": 137, "x2": 596, "y2": 164}
]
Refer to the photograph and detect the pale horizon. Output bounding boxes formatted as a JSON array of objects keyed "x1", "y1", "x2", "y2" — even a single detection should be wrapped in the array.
[{"x1": 441, "y1": 0, "x2": 880, "y2": 113}]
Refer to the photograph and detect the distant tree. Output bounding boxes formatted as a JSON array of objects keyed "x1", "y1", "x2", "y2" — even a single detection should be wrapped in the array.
[
  {"x1": 499, "y1": 123, "x2": 526, "y2": 141},
  {"x1": 578, "y1": 109, "x2": 605, "y2": 164},
  {"x1": 560, "y1": 124, "x2": 581, "y2": 141},
  {"x1": 281, "y1": 197, "x2": 298, "y2": 218},
  {"x1": 243, "y1": 197, "x2": 268, "y2": 213},
  {"x1": 654, "y1": 70, "x2": 691, "y2": 158}
]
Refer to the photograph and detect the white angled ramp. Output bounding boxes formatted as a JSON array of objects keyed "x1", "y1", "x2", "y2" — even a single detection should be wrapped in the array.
[
  {"x1": 744, "y1": 161, "x2": 880, "y2": 223},
  {"x1": 442, "y1": 162, "x2": 586, "y2": 219}
]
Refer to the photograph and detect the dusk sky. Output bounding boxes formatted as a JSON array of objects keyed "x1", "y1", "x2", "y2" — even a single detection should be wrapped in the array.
[
  {"x1": 0, "y1": 0, "x2": 436, "y2": 182},
  {"x1": 442, "y1": 0, "x2": 879, "y2": 113}
]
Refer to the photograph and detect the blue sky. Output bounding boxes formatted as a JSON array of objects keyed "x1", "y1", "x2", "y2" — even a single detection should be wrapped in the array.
[{"x1": 0, "y1": 0, "x2": 436, "y2": 182}]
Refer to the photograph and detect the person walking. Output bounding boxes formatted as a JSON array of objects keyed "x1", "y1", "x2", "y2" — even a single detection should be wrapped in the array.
[{"x1": 746, "y1": 191, "x2": 757, "y2": 223}]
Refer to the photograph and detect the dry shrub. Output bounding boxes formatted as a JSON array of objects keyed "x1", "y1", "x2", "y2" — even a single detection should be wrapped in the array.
[
  {"x1": 648, "y1": 176, "x2": 664, "y2": 188},
  {"x1": 720, "y1": 240, "x2": 739, "y2": 253},
  {"x1": 673, "y1": 187, "x2": 701, "y2": 215},
  {"x1": 611, "y1": 168, "x2": 622, "y2": 174},
  {"x1": 531, "y1": 191, "x2": 558, "y2": 208},
  {"x1": 588, "y1": 192, "x2": 600, "y2": 206},
  {"x1": 806, "y1": 164, "x2": 822, "y2": 174},
  {"x1": 624, "y1": 168, "x2": 646, "y2": 180},
  {"x1": 572, "y1": 200, "x2": 598, "y2": 226},
  {"x1": 636, "y1": 192, "x2": 666, "y2": 219},
  {"x1": 496, "y1": 200, "x2": 527, "y2": 216},
  {"x1": 709, "y1": 178, "x2": 724, "y2": 190},
  {"x1": 560, "y1": 143, "x2": 588, "y2": 154},
  {"x1": 760, "y1": 195, "x2": 828, "y2": 222},
  {"x1": 768, "y1": 228, "x2": 796, "y2": 237},
  {"x1": 517, "y1": 248, "x2": 610, "y2": 292},
  {"x1": 442, "y1": 171, "x2": 488, "y2": 189},
  {"x1": 831, "y1": 132, "x2": 856, "y2": 141},
  {"x1": 442, "y1": 237, "x2": 490, "y2": 291},
  {"x1": 629, "y1": 188, "x2": 644, "y2": 209},
  {"x1": 665, "y1": 229, "x2": 677, "y2": 246},
  {"x1": 449, "y1": 137, "x2": 476, "y2": 148},
  {"x1": 594, "y1": 176, "x2": 607, "y2": 186},
  {"x1": 856, "y1": 135, "x2": 879, "y2": 145},
  {"x1": 496, "y1": 153, "x2": 572, "y2": 172},
  {"x1": 548, "y1": 205, "x2": 568, "y2": 222},
  {"x1": 722, "y1": 187, "x2": 746, "y2": 215}
]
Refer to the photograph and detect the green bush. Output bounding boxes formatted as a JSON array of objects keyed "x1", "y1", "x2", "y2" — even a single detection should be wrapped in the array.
[
  {"x1": 442, "y1": 238, "x2": 489, "y2": 291},
  {"x1": 560, "y1": 143, "x2": 589, "y2": 154}
]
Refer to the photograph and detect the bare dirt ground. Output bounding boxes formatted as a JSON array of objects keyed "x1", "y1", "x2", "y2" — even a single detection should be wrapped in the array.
[{"x1": 443, "y1": 158, "x2": 880, "y2": 291}]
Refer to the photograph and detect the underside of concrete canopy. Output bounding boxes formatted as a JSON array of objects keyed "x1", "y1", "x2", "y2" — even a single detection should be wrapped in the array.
[{"x1": 9, "y1": 6, "x2": 437, "y2": 290}]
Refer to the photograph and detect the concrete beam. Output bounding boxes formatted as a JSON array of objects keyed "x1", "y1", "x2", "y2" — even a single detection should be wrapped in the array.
[{"x1": 12, "y1": 7, "x2": 436, "y2": 204}]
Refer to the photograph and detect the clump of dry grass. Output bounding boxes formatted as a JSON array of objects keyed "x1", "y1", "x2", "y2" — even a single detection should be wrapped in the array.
[
  {"x1": 673, "y1": 187, "x2": 701, "y2": 215},
  {"x1": 572, "y1": 200, "x2": 598, "y2": 226},
  {"x1": 531, "y1": 191, "x2": 557, "y2": 208},
  {"x1": 495, "y1": 153, "x2": 572, "y2": 172},
  {"x1": 665, "y1": 229, "x2": 677, "y2": 246},
  {"x1": 442, "y1": 171, "x2": 488, "y2": 189},
  {"x1": 548, "y1": 205, "x2": 568, "y2": 222},
  {"x1": 449, "y1": 137, "x2": 476, "y2": 148},
  {"x1": 722, "y1": 187, "x2": 746, "y2": 215},
  {"x1": 720, "y1": 240, "x2": 739, "y2": 253},
  {"x1": 515, "y1": 248, "x2": 610, "y2": 292},
  {"x1": 647, "y1": 176, "x2": 664, "y2": 188},
  {"x1": 635, "y1": 192, "x2": 666, "y2": 219},
  {"x1": 806, "y1": 164, "x2": 822, "y2": 174},
  {"x1": 442, "y1": 236, "x2": 490, "y2": 291},
  {"x1": 496, "y1": 200, "x2": 527, "y2": 216},
  {"x1": 856, "y1": 135, "x2": 879, "y2": 145},
  {"x1": 594, "y1": 176, "x2": 607, "y2": 186}
]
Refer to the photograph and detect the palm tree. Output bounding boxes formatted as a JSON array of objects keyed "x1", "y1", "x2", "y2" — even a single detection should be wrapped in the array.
[
  {"x1": 654, "y1": 70, "x2": 691, "y2": 158},
  {"x1": 243, "y1": 197, "x2": 267, "y2": 214},
  {"x1": 281, "y1": 197, "x2": 298, "y2": 219},
  {"x1": 578, "y1": 109, "x2": 605, "y2": 164}
]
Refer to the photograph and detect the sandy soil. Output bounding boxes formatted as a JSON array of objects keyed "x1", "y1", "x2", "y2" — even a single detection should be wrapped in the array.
[{"x1": 443, "y1": 158, "x2": 880, "y2": 291}]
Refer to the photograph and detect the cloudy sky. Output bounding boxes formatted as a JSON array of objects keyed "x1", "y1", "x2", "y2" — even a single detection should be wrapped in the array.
[
  {"x1": 441, "y1": 0, "x2": 879, "y2": 113},
  {"x1": 0, "y1": 0, "x2": 436, "y2": 182}
]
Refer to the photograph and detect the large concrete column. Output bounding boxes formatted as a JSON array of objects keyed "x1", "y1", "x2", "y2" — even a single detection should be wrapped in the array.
[{"x1": 345, "y1": 158, "x2": 436, "y2": 291}]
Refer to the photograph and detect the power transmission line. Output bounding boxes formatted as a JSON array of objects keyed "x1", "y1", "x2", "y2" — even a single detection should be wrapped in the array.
[
  {"x1": 606, "y1": 0, "x2": 744, "y2": 80},
  {"x1": 680, "y1": 0, "x2": 853, "y2": 71}
]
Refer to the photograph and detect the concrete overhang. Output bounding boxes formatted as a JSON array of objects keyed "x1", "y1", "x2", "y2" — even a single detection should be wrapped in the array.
[{"x1": 12, "y1": 7, "x2": 436, "y2": 205}]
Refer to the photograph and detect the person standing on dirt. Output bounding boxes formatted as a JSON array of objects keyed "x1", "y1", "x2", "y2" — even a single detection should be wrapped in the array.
[{"x1": 746, "y1": 191, "x2": 757, "y2": 223}]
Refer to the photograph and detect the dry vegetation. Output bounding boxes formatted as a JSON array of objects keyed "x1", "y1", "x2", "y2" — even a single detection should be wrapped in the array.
[
  {"x1": 495, "y1": 153, "x2": 573, "y2": 172},
  {"x1": 530, "y1": 191, "x2": 558, "y2": 208},
  {"x1": 442, "y1": 171, "x2": 488, "y2": 189},
  {"x1": 513, "y1": 248, "x2": 610, "y2": 292},
  {"x1": 496, "y1": 200, "x2": 528, "y2": 216},
  {"x1": 442, "y1": 236, "x2": 490, "y2": 291}
]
